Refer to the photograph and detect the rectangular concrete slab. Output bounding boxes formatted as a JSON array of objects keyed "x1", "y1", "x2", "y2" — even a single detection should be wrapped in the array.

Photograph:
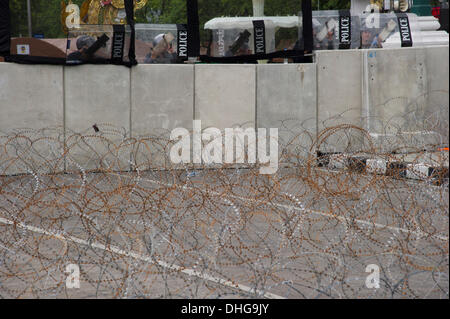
[
  {"x1": 194, "y1": 64, "x2": 256, "y2": 168},
  {"x1": 131, "y1": 64, "x2": 194, "y2": 136},
  {"x1": 424, "y1": 45, "x2": 449, "y2": 146},
  {"x1": 64, "y1": 65, "x2": 131, "y2": 172},
  {"x1": 0, "y1": 63, "x2": 64, "y2": 175},
  {"x1": 257, "y1": 63, "x2": 317, "y2": 164},
  {"x1": 366, "y1": 47, "x2": 427, "y2": 133},
  {"x1": 195, "y1": 64, "x2": 256, "y2": 130},
  {"x1": 131, "y1": 64, "x2": 194, "y2": 170},
  {"x1": 366, "y1": 47, "x2": 440, "y2": 152},
  {"x1": 316, "y1": 50, "x2": 364, "y2": 153}
]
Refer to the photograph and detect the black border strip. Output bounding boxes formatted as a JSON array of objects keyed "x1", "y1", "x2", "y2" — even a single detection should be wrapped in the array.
[
  {"x1": 200, "y1": 49, "x2": 308, "y2": 64},
  {"x1": 112, "y1": 25, "x2": 126, "y2": 63},
  {"x1": 187, "y1": 0, "x2": 200, "y2": 58},
  {"x1": 0, "y1": 0, "x2": 10, "y2": 56},
  {"x1": 396, "y1": 13, "x2": 413, "y2": 48},
  {"x1": 4, "y1": 55, "x2": 68, "y2": 65},
  {"x1": 124, "y1": 0, "x2": 137, "y2": 65},
  {"x1": 5, "y1": 54, "x2": 135, "y2": 67},
  {"x1": 302, "y1": 0, "x2": 313, "y2": 54},
  {"x1": 177, "y1": 23, "x2": 189, "y2": 62},
  {"x1": 338, "y1": 9, "x2": 352, "y2": 50},
  {"x1": 252, "y1": 20, "x2": 266, "y2": 56}
]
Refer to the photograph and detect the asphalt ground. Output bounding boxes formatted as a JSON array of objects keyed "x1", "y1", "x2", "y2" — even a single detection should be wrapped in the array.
[{"x1": 0, "y1": 167, "x2": 448, "y2": 299}]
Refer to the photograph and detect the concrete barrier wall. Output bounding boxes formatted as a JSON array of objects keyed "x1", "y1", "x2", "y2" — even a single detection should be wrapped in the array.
[
  {"x1": 64, "y1": 65, "x2": 131, "y2": 171},
  {"x1": 131, "y1": 64, "x2": 194, "y2": 136},
  {"x1": 364, "y1": 46, "x2": 449, "y2": 152},
  {"x1": 0, "y1": 64, "x2": 64, "y2": 131},
  {"x1": 316, "y1": 49, "x2": 364, "y2": 153},
  {"x1": 257, "y1": 63, "x2": 316, "y2": 163},
  {"x1": 365, "y1": 47, "x2": 427, "y2": 134},
  {"x1": 425, "y1": 45, "x2": 449, "y2": 146},
  {"x1": 195, "y1": 64, "x2": 256, "y2": 130},
  {"x1": 425, "y1": 46, "x2": 449, "y2": 110},
  {"x1": 131, "y1": 64, "x2": 194, "y2": 170},
  {"x1": 0, "y1": 63, "x2": 64, "y2": 175},
  {"x1": 0, "y1": 46, "x2": 448, "y2": 174},
  {"x1": 316, "y1": 50, "x2": 363, "y2": 129}
]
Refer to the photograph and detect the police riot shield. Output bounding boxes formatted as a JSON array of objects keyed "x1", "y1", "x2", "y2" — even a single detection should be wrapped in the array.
[
  {"x1": 189, "y1": 0, "x2": 313, "y2": 63},
  {"x1": 135, "y1": 24, "x2": 188, "y2": 64},
  {"x1": 307, "y1": 10, "x2": 361, "y2": 50},
  {"x1": 207, "y1": 18, "x2": 301, "y2": 58},
  {"x1": 359, "y1": 12, "x2": 422, "y2": 49},
  {"x1": 66, "y1": 24, "x2": 132, "y2": 65}
]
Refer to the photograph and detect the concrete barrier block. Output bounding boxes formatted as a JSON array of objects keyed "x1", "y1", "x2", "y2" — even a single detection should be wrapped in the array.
[
  {"x1": 257, "y1": 64, "x2": 317, "y2": 164},
  {"x1": 425, "y1": 45, "x2": 449, "y2": 102},
  {"x1": 131, "y1": 64, "x2": 194, "y2": 170},
  {"x1": 64, "y1": 65, "x2": 131, "y2": 172},
  {"x1": 194, "y1": 64, "x2": 256, "y2": 169},
  {"x1": 424, "y1": 45, "x2": 449, "y2": 145},
  {"x1": 0, "y1": 64, "x2": 64, "y2": 175},
  {"x1": 316, "y1": 50, "x2": 364, "y2": 153},
  {"x1": 366, "y1": 47, "x2": 427, "y2": 134},
  {"x1": 366, "y1": 47, "x2": 446, "y2": 151},
  {"x1": 195, "y1": 64, "x2": 256, "y2": 130},
  {"x1": 131, "y1": 64, "x2": 194, "y2": 136}
]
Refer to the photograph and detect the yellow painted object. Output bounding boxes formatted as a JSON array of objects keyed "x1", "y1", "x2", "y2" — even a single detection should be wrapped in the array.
[
  {"x1": 370, "y1": 0, "x2": 384, "y2": 11},
  {"x1": 61, "y1": 0, "x2": 148, "y2": 33}
]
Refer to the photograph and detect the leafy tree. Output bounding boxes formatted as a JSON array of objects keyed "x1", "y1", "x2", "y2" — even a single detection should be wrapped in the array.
[
  {"x1": 8, "y1": 0, "x2": 352, "y2": 38},
  {"x1": 10, "y1": 0, "x2": 85, "y2": 37},
  {"x1": 9, "y1": 0, "x2": 27, "y2": 37},
  {"x1": 312, "y1": 0, "x2": 350, "y2": 11},
  {"x1": 134, "y1": 0, "x2": 350, "y2": 25}
]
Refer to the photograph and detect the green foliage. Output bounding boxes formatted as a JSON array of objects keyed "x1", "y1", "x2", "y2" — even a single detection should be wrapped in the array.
[
  {"x1": 312, "y1": 0, "x2": 350, "y2": 11},
  {"x1": 10, "y1": 0, "x2": 28, "y2": 37},
  {"x1": 135, "y1": 0, "x2": 187, "y2": 24},
  {"x1": 10, "y1": 0, "x2": 85, "y2": 38},
  {"x1": 9, "y1": 0, "x2": 352, "y2": 38},
  {"x1": 135, "y1": 0, "x2": 351, "y2": 25}
]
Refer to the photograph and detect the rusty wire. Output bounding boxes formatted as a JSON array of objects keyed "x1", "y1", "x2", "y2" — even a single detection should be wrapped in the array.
[{"x1": 0, "y1": 97, "x2": 448, "y2": 299}]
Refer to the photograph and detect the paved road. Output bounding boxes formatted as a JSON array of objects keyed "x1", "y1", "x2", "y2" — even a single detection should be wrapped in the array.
[{"x1": 0, "y1": 167, "x2": 448, "y2": 298}]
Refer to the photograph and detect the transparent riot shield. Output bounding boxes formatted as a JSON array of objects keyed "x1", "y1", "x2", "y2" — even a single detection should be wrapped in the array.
[
  {"x1": 196, "y1": 0, "x2": 310, "y2": 63},
  {"x1": 66, "y1": 24, "x2": 132, "y2": 64},
  {"x1": 310, "y1": 10, "x2": 361, "y2": 50},
  {"x1": 135, "y1": 24, "x2": 188, "y2": 64},
  {"x1": 206, "y1": 17, "x2": 300, "y2": 58},
  {"x1": 360, "y1": 12, "x2": 422, "y2": 49}
]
